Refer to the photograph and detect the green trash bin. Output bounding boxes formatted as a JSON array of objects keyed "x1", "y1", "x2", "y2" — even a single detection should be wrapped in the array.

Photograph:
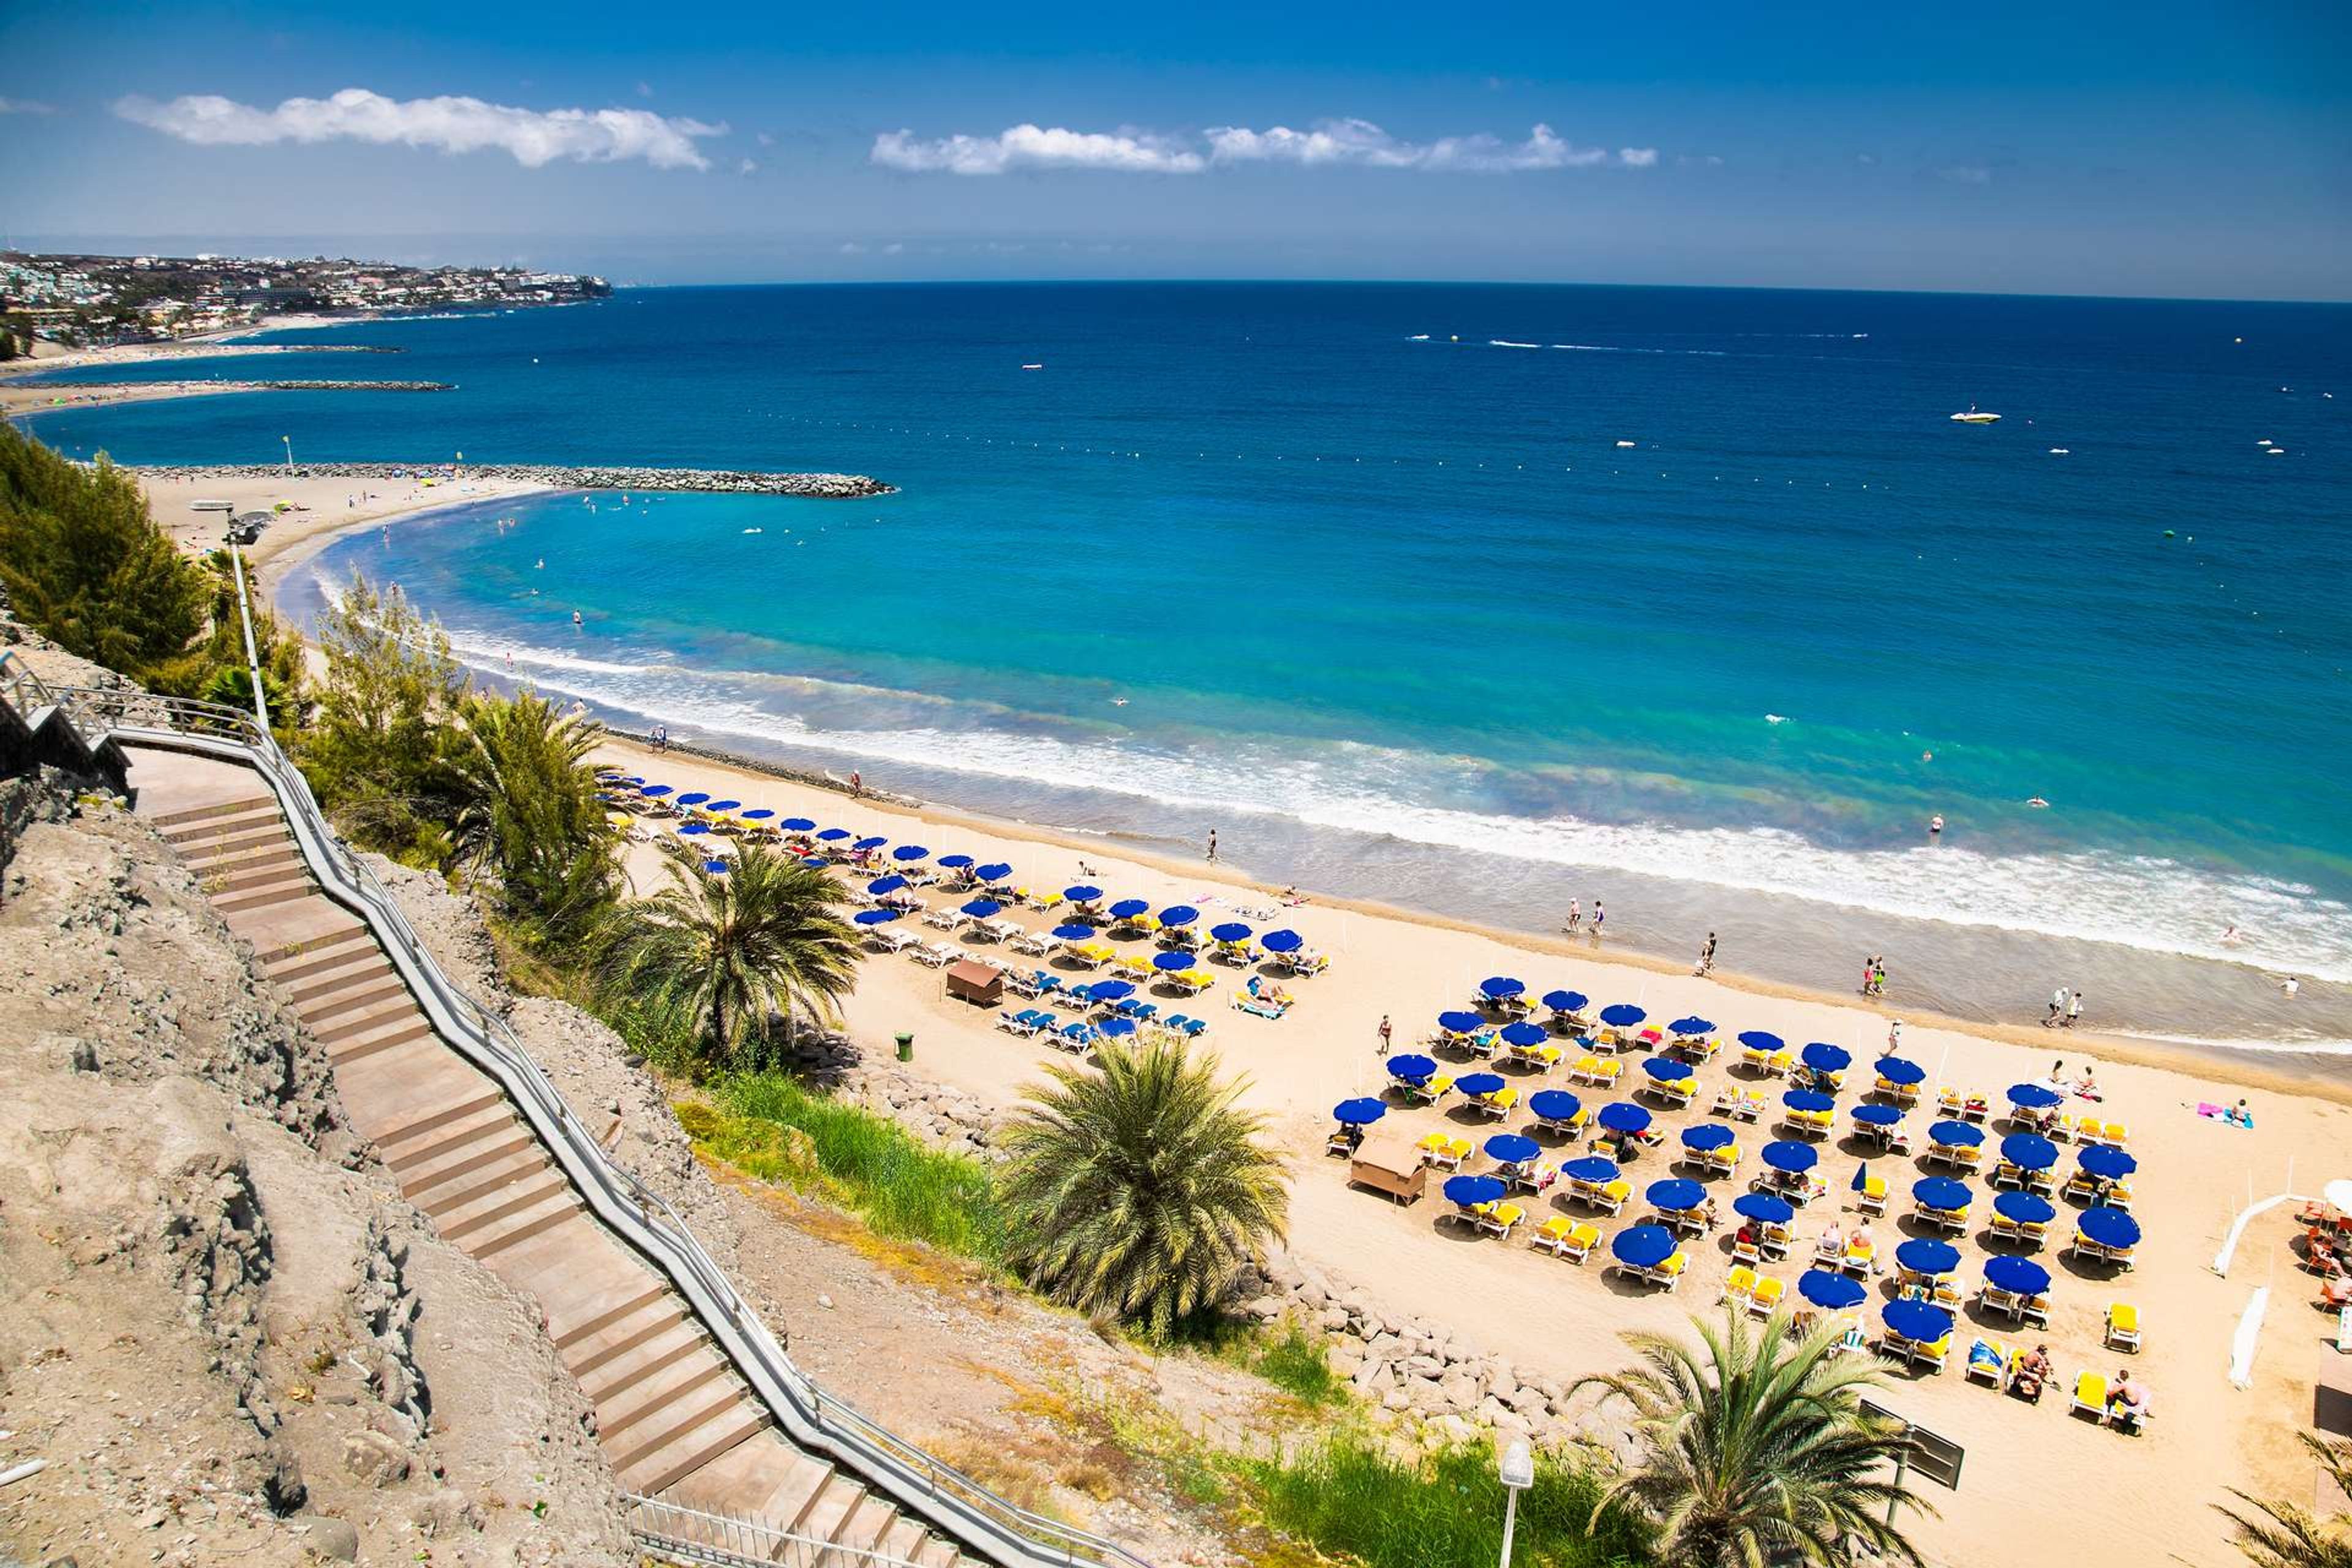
[{"x1": 895, "y1": 1031, "x2": 914, "y2": 1062}]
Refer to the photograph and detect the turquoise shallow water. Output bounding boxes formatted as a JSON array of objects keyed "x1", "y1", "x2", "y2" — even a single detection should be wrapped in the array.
[{"x1": 23, "y1": 282, "x2": 2352, "y2": 1050}]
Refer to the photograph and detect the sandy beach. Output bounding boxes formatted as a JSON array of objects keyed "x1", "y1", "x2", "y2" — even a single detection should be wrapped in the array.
[{"x1": 587, "y1": 729, "x2": 2352, "y2": 1568}]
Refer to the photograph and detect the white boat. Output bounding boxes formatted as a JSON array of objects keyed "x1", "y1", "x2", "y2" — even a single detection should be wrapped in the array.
[
  {"x1": 1021, "y1": 363, "x2": 1043, "y2": 371},
  {"x1": 1615, "y1": 440, "x2": 1637, "y2": 448},
  {"x1": 2048, "y1": 448, "x2": 2069, "y2": 455},
  {"x1": 1950, "y1": 406, "x2": 2000, "y2": 424}
]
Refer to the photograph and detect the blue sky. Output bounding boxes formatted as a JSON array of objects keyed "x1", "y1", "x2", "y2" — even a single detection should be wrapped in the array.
[{"x1": 2, "y1": 1, "x2": 2346, "y2": 298}]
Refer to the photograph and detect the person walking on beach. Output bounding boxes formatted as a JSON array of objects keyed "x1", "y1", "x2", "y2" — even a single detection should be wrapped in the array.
[
  {"x1": 850, "y1": 770, "x2": 863, "y2": 799},
  {"x1": 2065, "y1": 991, "x2": 2085, "y2": 1029},
  {"x1": 1591, "y1": 900, "x2": 1605, "y2": 940},
  {"x1": 2044, "y1": 986, "x2": 2070, "y2": 1027},
  {"x1": 1564, "y1": 899, "x2": 1581, "y2": 933},
  {"x1": 1888, "y1": 1019, "x2": 1903, "y2": 1054},
  {"x1": 1207, "y1": 829, "x2": 1219, "y2": 863},
  {"x1": 1861, "y1": 956, "x2": 1876, "y2": 996},
  {"x1": 1377, "y1": 1014, "x2": 1393, "y2": 1055},
  {"x1": 1697, "y1": 932, "x2": 1717, "y2": 976}
]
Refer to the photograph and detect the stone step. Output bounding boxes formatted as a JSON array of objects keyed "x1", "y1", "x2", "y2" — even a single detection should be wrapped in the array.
[
  {"x1": 215, "y1": 875, "x2": 315, "y2": 914},
  {"x1": 199, "y1": 855, "x2": 309, "y2": 897},
  {"x1": 165, "y1": 813, "x2": 290, "y2": 854},
  {"x1": 611, "y1": 1395, "x2": 766, "y2": 1497},
  {"x1": 915, "y1": 1536, "x2": 963, "y2": 1567},
  {"x1": 571, "y1": 1301, "x2": 695, "y2": 1386},
  {"x1": 879, "y1": 1513, "x2": 932, "y2": 1566},
  {"x1": 325, "y1": 1014, "x2": 436, "y2": 1068},
  {"x1": 437, "y1": 1165, "x2": 570, "y2": 1244},
  {"x1": 551, "y1": 1280, "x2": 670, "y2": 1357},
  {"x1": 786, "y1": 1468, "x2": 865, "y2": 1553},
  {"x1": 374, "y1": 1087, "x2": 510, "y2": 1159},
  {"x1": 307, "y1": 992, "x2": 421, "y2": 1047},
  {"x1": 178, "y1": 824, "x2": 295, "y2": 865},
  {"x1": 579, "y1": 1322, "x2": 706, "y2": 1408},
  {"x1": 257, "y1": 924, "x2": 373, "y2": 971},
  {"x1": 822, "y1": 1494, "x2": 900, "y2": 1567},
  {"x1": 284, "y1": 952, "x2": 394, "y2": 1008},
  {"x1": 744, "y1": 1452, "x2": 843, "y2": 1535},
  {"x1": 409, "y1": 1147, "x2": 551, "y2": 1222},
  {"x1": 298, "y1": 972, "x2": 412, "y2": 1025},
  {"x1": 595, "y1": 1346, "x2": 734, "y2": 1443},
  {"x1": 152, "y1": 794, "x2": 277, "y2": 830},
  {"x1": 393, "y1": 1120, "x2": 536, "y2": 1202},
  {"x1": 464, "y1": 1188, "x2": 583, "y2": 1261}
]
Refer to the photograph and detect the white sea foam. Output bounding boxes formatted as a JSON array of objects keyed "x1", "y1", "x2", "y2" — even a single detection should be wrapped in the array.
[
  {"x1": 1488, "y1": 339, "x2": 1541, "y2": 349},
  {"x1": 1551, "y1": 343, "x2": 1730, "y2": 356},
  {"x1": 2109, "y1": 1030, "x2": 2352, "y2": 1058},
  {"x1": 438, "y1": 629, "x2": 2352, "y2": 986}
]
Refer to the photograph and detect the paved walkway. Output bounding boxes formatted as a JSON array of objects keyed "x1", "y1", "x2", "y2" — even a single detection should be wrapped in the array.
[{"x1": 127, "y1": 745, "x2": 976, "y2": 1566}]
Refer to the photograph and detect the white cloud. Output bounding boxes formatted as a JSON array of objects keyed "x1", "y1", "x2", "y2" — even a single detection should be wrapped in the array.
[
  {"x1": 737, "y1": 156, "x2": 758, "y2": 175},
  {"x1": 635, "y1": 81, "x2": 654, "y2": 99},
  {"x1": 113, "y1": 86, "x2": 724, "y2": 170},
  {"x1": 873, "y1": 119, "x2": 1658, "y2": 175},
  {"x1": 839, "y1": 241, "x2": 866, "y2": 254},
  {"x1": 755, "y1": 130, "x2": 775, "y2": 147},
  {"x1": 882, "y1": 241, "x2": 905, "y2": 255},
  {"x1": 872, "y1": 123, "x2": 1205, "y2": 175},
  {"x1": 0, "y1": 96, "x2": 57, "y2": 115}
]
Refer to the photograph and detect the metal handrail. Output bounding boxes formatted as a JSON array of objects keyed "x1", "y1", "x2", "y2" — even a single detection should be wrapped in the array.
[
  {"x1": 57, "y1": 685, "x2": 1155, "y2": 1568},
  {"x1": 624, "y1": 1493, "x2": 932, "y2": 1568}
]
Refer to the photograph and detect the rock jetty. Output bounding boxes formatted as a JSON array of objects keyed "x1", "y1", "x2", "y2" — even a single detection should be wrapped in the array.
[
  {"x1": 140, "y1": 461, "x2": 895, "y2": 498},
  {"x1": 37, "y1": 379, "x2": 454, "y2": 393}
]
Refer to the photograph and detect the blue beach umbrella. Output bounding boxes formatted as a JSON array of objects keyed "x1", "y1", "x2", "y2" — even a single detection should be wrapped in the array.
[
  {"x1": 960, "y1": 899, "x2": 1004, "y2": 919},
  {"x1": 1480, "y1": 976, "x2": 1526, "y2": 1000},
  {"x1": 677, "y1": 822, "x2": 711, "y2": 836},
  {"x1": 638, "y1": 783, "x2": 674, "y2": 797},
  {"x1": 1260, "y1": 929, "x2": 1304, "y2": 953},
  {"x1": 1984, "y1": 1256, "x2": 2052, "y2": 1296},
  {"x1": 1682, "y1": 1123, "x2": 1736, "y2": 1152},
  {"x1": 1761, "y1": 1140, "x2": 1817, "y2": 1174},
  {"x1": 1052, "y1": 923, "x2": 1097, "y2": 941},
  {"x1": 1668, "y1": 1016, "x2": 1714, "y2": 1036},
  {"x1": 1853, "y1": 1103, "x2": 1904, "y2": 1128},
  {"x1": 853, "y1": 836, "x2": 886, "y2": 851},
  {"x1": 1929, "y1": 1120, "x2": 1983, "y2": 1148},
  {"x1": 1596, "y1": 1101, "x2": 1651, "y2": 1135},
  {"x1": 1438, "y1": 1010, "x2": 1485, "y2": 1035},
  {"x1": 1528, "y1": 1089, "x2": 1583, "y2": 1122},
  {"x1": 1801, "y1": 1043, "x2": 1852, "y2": 1074},
  {"x1": 1386, "y1": 1054, "x2": 1439, "y2": 1084},
  {"x1": 1994, "y1": 1191, "x2": 2057, "y2": 1226},
  {"x1": 704, "y1": 799, "x2": 741, "y2": 812},
  {"x1": 1064, "y1": 884, "x2": 1102, "y2": 903},
  {"x1": 2079, "y1": 1144, "x2": 2138, "y2": 1182},
  {"x1": 1543, "y1": 989, "x2": 1588, "y2": 1012},
  {"x1": 1913, "y1": 1177, "x2": 1973, "y2": 1212},
  {"x1": 1882, "y1": 1299, "x2": 1954, "y2": 1343},
  {"x1": 1735, "y1": 1192, "x2": 1795, "y2": 1226},
  {"x1": 799, "y1": 857, "x2": 827, "y2": 869},
  {"x1": 2008, "y1": 1082, "x2": 2064, "y2": 1109},
  {"x1": 1108, "y1": 898, "x2": 1150, "y2": 919},
  {"x1": 1647, "y1": 1178, "x2": 1706, "y2": 1212},
  {"x1": 1458, "y1": 1072, "x2": 1507, "y2": 1098},
  {"x1": 703, "y1": 859, "x2": 731, "y2": 873},
  {"x1": 1333, "y1": 1098, "x2": 1387, "y2": 1126},
  {"x1": 2078, "y1": 1207, "x2": 2141, "y2": 1250},
  {"x1": 853, "y1": 908, "x2": 901, "y2": 926},
  {"x1": 740, "y1": 808, "x2": 776, "y2": 821},
  {"x1": 938, "y1": 853, "x2": 974, "y2": 869},
  {"x1": 976, "y1": 862, "x2": 1012, "y2": 882},
  {"x1": 1099, "y1": 1017, "x2": 1137, "y2": 1039},
  {"x1": 1875, "y1": 1055, "x2": 1925, "y2": 1085},
  {"x1": 1500, "y1": 1022, "x2": 1549, "y2": 1048},
  {"x1": 2000, "y1": 1133, "x2": 2059, "y2": 1172},
  {"x1": 1563, "y1": 1156, "x2": 1620, "y2": 1184},
  {"x1": 1798, "y1": 1270, "x2": 1866, "y2": 1310},
  {"x1": 1087, "y1": 979, "x2": 1136, "y2": 1003},
  {"x1": 1852, "y1": 1160, "x2": 1873, "y2": 1193},
  {"x1": 1782, "y1": 1088, "x2": 1834, "y2": 1114},
  {"x1": 1896, "y1": 1237, "x2": 1961, "y2": 1276},
  {"x1": 1444, "y1": 1174, "x2": 1509, "y2": 1208},
  {"x1": 1158, "y1": 905, "x2": 1200, "y2": 927},
  {"x1": 1485, "y1": 1134, "x2": 1542, "y2": 1165},
  {"x1": 780, "y1": 816, "x2": 816, "y2": 832},
  {"x1": 816, "y1": 827, "x2": 851, "y2": 842},
  {"x1": 1611, "y1": 1225, "x2": 1678, "y2": 1269},
  {"x1": 1599, "y1": 1003, "x2": 1647, "y2": 1028},
  {"x1": 1210, "y1": 922, "x2": 1253, "y2": 943},
  {"x1": 1642, "y1": 1057, "x2": 1695, "y2": 1084},
  {"x1": 676, "y1": 791, "x2": 710, "y2": 807},
  {"x1": 1152, "y1": 950, "x2": 1193, "y2": 972},
  {"x1": 892, "y1": 844, "x2": 930, "y2": 862},
  {"x1": 1737, "y1": 1030, "x2": 1785, "y2": 1053},
  {"x1": 866, "y1": 875, "x2": 908, "y2": 895}
]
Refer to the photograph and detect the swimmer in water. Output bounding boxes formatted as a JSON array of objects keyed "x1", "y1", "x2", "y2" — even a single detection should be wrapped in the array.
[
  {"x1": 572, "y1": 610, "x2": 582, "y2": 627},
  {"x1": 2220, "y1": 924, "x2": 2242, "y2": 944},
  {"x1": 1929, "y1": 813, "x2": 1943, "y2": 840}
]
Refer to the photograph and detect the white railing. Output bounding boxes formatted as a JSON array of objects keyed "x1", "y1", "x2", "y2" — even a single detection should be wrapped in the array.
[
  {"x1": 624, "y1": 1493, "x2": 932, "y2": 1568},
  {"x1": 57, "y1": 685, "x2": 1153, "y2": 1568}
]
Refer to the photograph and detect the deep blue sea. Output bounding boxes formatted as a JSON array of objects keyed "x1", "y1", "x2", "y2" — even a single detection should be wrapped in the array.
[{"x1": 23, "y1": 283, "x2": 2352, "y2": 1052}]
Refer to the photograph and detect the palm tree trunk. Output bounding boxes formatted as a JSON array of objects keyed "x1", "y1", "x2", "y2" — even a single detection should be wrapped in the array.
[{"x1": 710, "y1": 993, "x2": 726, "y2": 1060}]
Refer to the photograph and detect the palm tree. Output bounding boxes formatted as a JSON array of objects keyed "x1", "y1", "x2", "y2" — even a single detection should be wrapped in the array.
[
  {"x1": 445, "y1": 689, "x2": 617, "y2": 939},
  {"x1": 995, "y1": 1037, "x2": 1287, "y2": 1336},
  {"x1": 2219, "y1": 1434, "x2": 2352, "y2": 1568},
  {"x1": 598, "y1": 838, "x2": 861, "y2": 1069},
  {"x1": 1572, "y1": 1306, "x2": 1932, "y2": 1567}
]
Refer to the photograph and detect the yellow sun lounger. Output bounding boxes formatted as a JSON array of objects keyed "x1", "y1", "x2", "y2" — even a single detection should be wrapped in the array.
[
  {"x1": 2105, "y1": 1302, "x2": 2141, "y2": 1352},
  {"x1": 1415, "y1": 1133, "x2": 1472, "y2": 1170},
  {"x1": 2068, "y1": 1370, "x2": 2108, "y2": 1420},
  {"x1": 1748, "y1": 1275, "x2": 1785, "y2": 1316},
  {"x1": 1531, "y1": 1218, "x2": 1601, "y2": 1261},
  {"x1": 1476, "y1": 1202, "x2": 1526, "y2": 1238}
]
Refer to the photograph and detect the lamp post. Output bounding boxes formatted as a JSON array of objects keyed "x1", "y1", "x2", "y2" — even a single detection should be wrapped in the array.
[
  {"x1": 1498, "y1": 1439, "x2": 1533, "y2": 1568},
  {"x1": 281, "y1": 434, "x2": 293, "y2": 476}
]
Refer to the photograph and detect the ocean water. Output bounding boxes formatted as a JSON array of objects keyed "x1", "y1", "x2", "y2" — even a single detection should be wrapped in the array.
[{"x1": 23, "y1": 282, "x2": 2352, "y2": 1057}]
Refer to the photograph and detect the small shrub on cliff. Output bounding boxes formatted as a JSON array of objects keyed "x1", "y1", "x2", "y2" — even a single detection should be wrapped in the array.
[
  {"x1": 446, "y1": 687, "x2": 617, "y2": 944},
  {"x1": 299, "y1": 569, "x2": 469, "y2": 861}
]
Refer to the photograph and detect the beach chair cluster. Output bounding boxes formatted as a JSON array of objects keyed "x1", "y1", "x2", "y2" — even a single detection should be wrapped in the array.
[
  {"x1": 1721, "y1": 1266, "x2": 1787, "y2": 1317},
  {"x1": 1875, "y1": 1322, "x2": 1953, "y2": 1374}
]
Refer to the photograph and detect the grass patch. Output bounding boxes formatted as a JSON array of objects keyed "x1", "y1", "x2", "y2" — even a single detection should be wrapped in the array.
[
  {"x1": 679, "y1": 1070, "x2": 1008, "y2": 1265},
  {"x1": 1244, "y1": 1321, "x2": 1346, "y2": 1408},
  {"x1": 1242, "y1": 1430, "x2": 1649, "y2": 1568}
]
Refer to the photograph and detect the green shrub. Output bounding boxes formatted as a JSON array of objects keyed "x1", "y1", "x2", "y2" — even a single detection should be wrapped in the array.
[{"x1": 1250, "y1": 1321, "x2": 1344, "y2": 1407}]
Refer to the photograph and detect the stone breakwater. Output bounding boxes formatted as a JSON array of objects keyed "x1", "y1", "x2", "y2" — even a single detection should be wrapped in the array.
[
  {"x1": 141, "y1": 462, "x2": 896, "y2": 498},
  {"x1": 36, "y1": 379, "x2": 454, "y2": 393}
]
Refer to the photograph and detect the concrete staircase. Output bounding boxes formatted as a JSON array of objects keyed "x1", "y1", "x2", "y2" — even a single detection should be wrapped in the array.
[
  {"x1": 134, "y1": 755, "x2": 988, "y2": 1564},
  {"x1": 0, "y1": 651, "x2": 129, "y2": 793}
]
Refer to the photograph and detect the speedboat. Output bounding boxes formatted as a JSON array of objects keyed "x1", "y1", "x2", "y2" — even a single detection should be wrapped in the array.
[{"x1": 1950, "y1": 406, "x2": 2000, "y2": 424}]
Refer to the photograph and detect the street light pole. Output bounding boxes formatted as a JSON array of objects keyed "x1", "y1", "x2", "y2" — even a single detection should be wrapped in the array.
[
  {"x1": 282, "y1": 434, "x2": 293, "y2": 476},
  {"x1": 1498, "y1": 1439, "x2": 1533, "y2": 1568},
  {"x1": 227, "y1": 536, "x2": 271, "y2": 736}
]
